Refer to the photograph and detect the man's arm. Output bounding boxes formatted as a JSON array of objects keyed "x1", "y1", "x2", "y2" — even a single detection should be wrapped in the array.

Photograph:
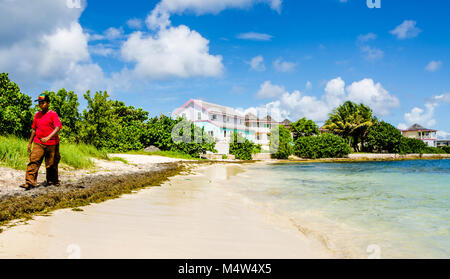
[
  {"x1": 28, "y1": 129, "x2": 36, "y2": 153},
  {"x1": 41, "y1": 126, "x2": 60, "y2": 143}
]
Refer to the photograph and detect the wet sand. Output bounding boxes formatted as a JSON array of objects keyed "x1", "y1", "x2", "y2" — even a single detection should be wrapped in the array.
[{"x1": 0, "y1": 164, "x2": 332, "y2": 259}]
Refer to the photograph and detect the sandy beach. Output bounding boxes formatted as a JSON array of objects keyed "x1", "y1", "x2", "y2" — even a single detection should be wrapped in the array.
[{"x1": 0, "y1": 162, "x2": 332, "y2": 259}]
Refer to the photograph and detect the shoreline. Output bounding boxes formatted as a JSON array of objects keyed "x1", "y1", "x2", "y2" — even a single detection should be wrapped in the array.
[{"x1": 0, "y1": 162, "x2": 333, "y2": 259}]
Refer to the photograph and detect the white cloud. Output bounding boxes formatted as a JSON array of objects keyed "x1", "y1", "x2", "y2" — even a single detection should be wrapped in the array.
[
  {"x1": 346, "y1": 78, "x2": 400, "y2": 116},
  {"x1": 121, "y1": 25, "x2": 223, "y2": 79},
  {"x1": 152, "y1": 0, "x2": 281, "y2": 15},
  {"x1": 256, "y1": 81, "x2": 285, "y2": 99},
  {"x1": 249, "y1": 55, "x2": 266, "y2": 71},
  {"x1": 127, "y1": 18, "x2": 144, "y2": 29},
  {"x1": 357, "y1": 33, "x2": 377, "y2": 43},
  {"x1": 425, "y1": 60, "x2": 443, "y2": 72},
  {"x1": 390, "y1": 20, "x2": 421, "y2": 39},
  {"x1": 89, "y1": 43, "x2": 115, "y2": 57},
  {"x1": 305, "y1": 81, "x2": 312, "y2": 90},
  {"x1": 361, "y1": 46, "x2": 384, "y2": 61},
  {"x1": 399, "y1": 92, "x2": 450, "y2": 130},
  {"x1": 0, "y1": 0, "x2": 97, "y2": 87},
  {"x1": 237, "y1": 32, "x2": 273, "y2": 41},
  {"x1": 437, "y1": 131, "x2": 450, "y2": 140},
  {"x1": 273, "y1": 58, "x2": 296, "y2": 72},
  {"x1": 324, "y1": 77, "x2": 346, "y2": 109},
  {"x1": 250, "y1": 77, "x2": 399, "y2": 122},
  {"x1": 147, "y1": 0, "x2": 281, "y2": 30},
  {"x1": 403, "y1": 103, "x2": 436, "y2": 128},
  {"x1": 433, "y1": 93, "x2": 450, "y2": 103}
]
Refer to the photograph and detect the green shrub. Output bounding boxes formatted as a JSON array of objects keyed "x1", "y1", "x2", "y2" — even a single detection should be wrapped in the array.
[
  {"x1": 229, "y1": 133, "x2": 256, "y2": 160},
  {"x1": 0, "y1": 136, "x2": 109, "y2": 170},
  {"x1": 290, "y1": 118, "x2": 319, "y2": 140},
  {"x1": 293, "y1": 134, "x2": 351, "y2": 159},
  {"x1": 0, "y1": 73, "x2": 34, "y2": 138},
  {"x1": 441, "y1": 146, "x2": 450, "y2": 154},
  {"x1": 269, "y1": 125, "x2": 293, "y2": 159},
  {"x1": 422, "y1": 146, "x2": 446, "y2": 154},
  {"x1": 398, "y1": 137, "x2": 427, "y2": 154},
  {"x1": 365, "y1": 121, "x2": 402, "y2": 153}
]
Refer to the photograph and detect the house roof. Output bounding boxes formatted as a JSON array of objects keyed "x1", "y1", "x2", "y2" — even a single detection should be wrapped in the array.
[
  {"x1": 280, "y1": 119, "x2": 291, "y2": 126},
  {"x1": 403, "y1": 123, "x2": 437, "y2": 132}
]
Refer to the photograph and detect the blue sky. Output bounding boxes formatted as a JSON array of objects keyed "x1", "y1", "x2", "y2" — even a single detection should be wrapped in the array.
[{"x1": 1, "y1": 0, "x2": 449, "y2": 138}]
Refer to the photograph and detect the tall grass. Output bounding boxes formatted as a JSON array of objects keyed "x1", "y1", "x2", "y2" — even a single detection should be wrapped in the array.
[{"x1": 0, "y1": 136, "x2": 109, "y2": 170}]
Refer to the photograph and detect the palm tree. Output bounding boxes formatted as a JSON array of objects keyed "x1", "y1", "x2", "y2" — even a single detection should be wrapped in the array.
[{"x1": 323, "y1": 101, "x2": 376, "y2": 151}]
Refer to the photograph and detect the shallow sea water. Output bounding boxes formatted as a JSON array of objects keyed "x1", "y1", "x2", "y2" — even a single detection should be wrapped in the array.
[{"x1": 225, "y1": 160, "x2": 450, "y2": 258}]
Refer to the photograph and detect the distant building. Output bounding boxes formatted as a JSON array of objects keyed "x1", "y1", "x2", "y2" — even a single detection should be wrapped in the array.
[
  {"x1": 437, "y1": 140, "x2": 450, "y2": 147},
  {"x1": 400, "y1": 123, "x2": 438, "y2": 147},
  {"x1": 173, "y1": 99, "x2": 280, "y2": 152},
  {"x1": 280, "y1": 119, "x2": 291, "y2": 129}
]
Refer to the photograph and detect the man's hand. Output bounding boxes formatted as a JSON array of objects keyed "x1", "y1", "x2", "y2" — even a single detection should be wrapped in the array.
[
  {"x1": 41, "y1": 136, "x2": 50, "y2": 143},
  {"x1": 27, "y1": 144, "x2": 32, "y2": 154}
]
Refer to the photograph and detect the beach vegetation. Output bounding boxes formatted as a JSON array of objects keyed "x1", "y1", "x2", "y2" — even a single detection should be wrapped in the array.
[
  {"x1": 0, "y1": 73, "x2": 215, "y2": 159},
  {"x1": 293, "y1": 133, "x2": 351, "y2": 159},
  {"x1": 269, "y1": 125, "x2": 293, "y2": 159},
  {"x1": 0, "y1": 73, "x2": 34, "y2": 138},
  {"x1": 229, "y1": 132, "x2": 258, "y2": 160},
  {"x1": 422, "y1": 146, "x2": 446, "y2": 154},
  {"x1": 323, "y1": 101, "x2": 376, "y2": 152},
  {"x1": 365, "y1": 121, "x2": 402, "y2": 153},
  {"x1": 290, "y1": 118, "x2": 319, "y2": 140},
  {"x1": 398, "y1": 137, "x2": 427, "y2": 154},
  {"x1": 440, "y1": 146, "x2": 450, "y2": 153},
  {"x1": 0, "y1": 135, "x2": 112, "y2": 170}
]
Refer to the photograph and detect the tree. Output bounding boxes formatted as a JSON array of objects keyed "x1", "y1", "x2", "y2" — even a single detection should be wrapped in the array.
[
  {"x1": 229, "y1": 132, "x2": 256, "y2": 160},
  {"x1": 365, "y1": 121, "x2": 402, "y2": 153},
  {"x1": 79, "y1": 91, "x2": 114, "y2": 149},
  {"x1": 323, "y1": 101, "x2": 376, "y2": 151},
  {"x1": 269, "y1": 125, "x2": 293, "y2": 159},
  {"x1": 398, "y1": 137, "x2": 427, "y2": 154},
  {"x1": 293, "y1": 133, "x2": 351, "y2": 159},
  {"x1": 40, "y1": 89, "x2": 80, "y2": 142},
  {"x1": 290, "y1": 118, "x2": 319, "y2": 140},
  {"x1": 0, "y1": 73, "x2": 33, "y2": 138}
]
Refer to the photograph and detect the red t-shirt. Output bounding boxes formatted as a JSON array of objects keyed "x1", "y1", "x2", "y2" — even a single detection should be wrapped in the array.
[{"x1": 32, "y1": 110, "x2": 62, "y2": 145}]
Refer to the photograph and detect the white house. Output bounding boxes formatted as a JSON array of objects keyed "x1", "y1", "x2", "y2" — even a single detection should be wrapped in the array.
[
  {"x1": 173, "y1": 99, "x2": 280, "y2": 153},
  {"x1": 400, "y1": 123, "x2": 438, "y2": 147}
]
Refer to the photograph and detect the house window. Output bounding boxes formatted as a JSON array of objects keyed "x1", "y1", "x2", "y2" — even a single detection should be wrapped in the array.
[
  {"x1": 212, "y1": 114, "x2": 217, "y2": 120},
  {"x1": 224, "y1": 130, "x2": 227, "y2": 137},
  {"x1": 198, "y1": 112, "x2": 201, "y2": 120},
  {"x1": 257, "y1": 135, "x2": 260, "y2": 140}
]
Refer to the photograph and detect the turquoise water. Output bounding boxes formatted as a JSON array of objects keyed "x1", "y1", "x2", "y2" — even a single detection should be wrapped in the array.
[{"x1": 226, "y1": 160, "x2": 450, "y2": 258}]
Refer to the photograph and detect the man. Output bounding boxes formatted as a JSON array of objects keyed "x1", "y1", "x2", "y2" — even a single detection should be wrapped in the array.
[{"x1": 20, "y1": 93, "x2": 62, "y2": 190}]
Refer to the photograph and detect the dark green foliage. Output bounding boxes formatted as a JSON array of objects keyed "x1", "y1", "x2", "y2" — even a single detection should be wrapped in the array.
[
  {"x1": 269, "y1": 125, "x2": 292, "y2": 159},
  {"x1": 39, "y1": 89, "x2": 80, "y2": 143},
  {"x1": 79, "y1": 91, "x2": 149, "y2": 152},
  {"x1": 366, "y1": 121, "x2": 402, "y2": 153},
  {"x1": 293, "y1": 134, "x2": 351, "y2": 159},
  {"x1": 398, "y1": 137, "x2": 427, "y2": 154},
  {"x1": 441, "y1": 146, "x2": 450, "y2": 154},
  {"x1": 422, "y1": 146, "x2": 446, "y2": 154},
  {"x1": 324, "y1": 101, "x2": 376, "y2": 152},
  {"x1": 0, "y1": 73, "x2": 33, "y2": 138},
  {"x1": 229, "y1": 132, "x2": 257, "y2": 160},
  {"x1": 144, "y1": 116, "x2": 216, "y2": 157},
  {"x1": 290, "y1": 118, "x2": 319, "y2": 140}
]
